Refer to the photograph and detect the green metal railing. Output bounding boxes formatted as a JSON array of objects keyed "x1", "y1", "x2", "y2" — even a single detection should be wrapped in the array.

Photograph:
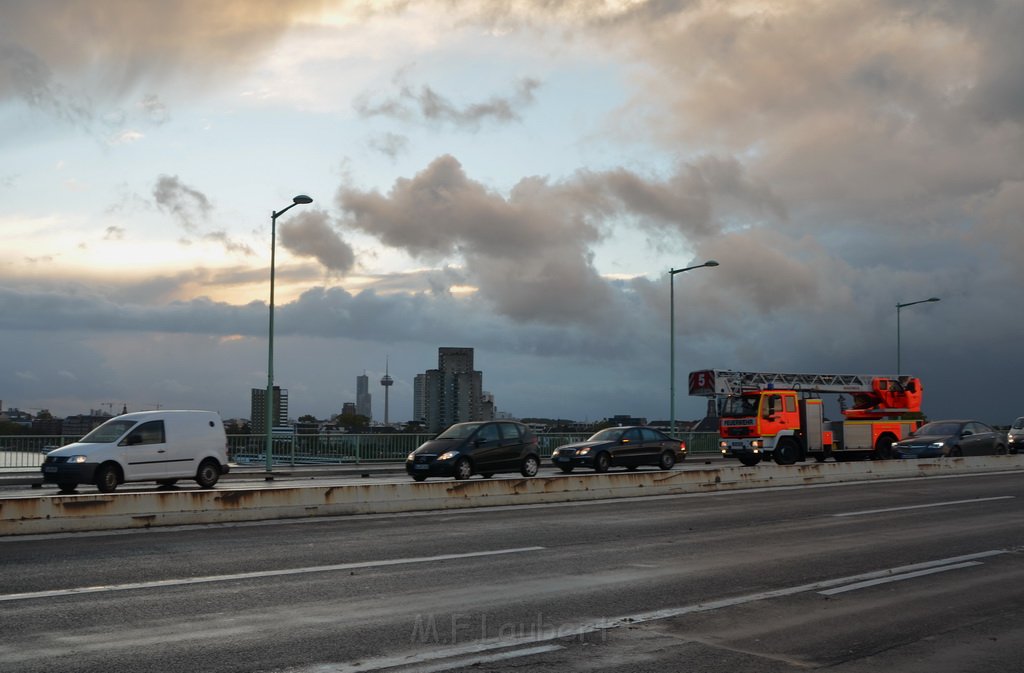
[{"x1": 0, "y1": 432, "x2": 723, "y2": 469}]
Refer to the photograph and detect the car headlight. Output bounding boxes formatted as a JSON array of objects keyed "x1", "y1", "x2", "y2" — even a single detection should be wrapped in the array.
[
  {"x1": 438, "y1": 450, "x2": 459, "y2": 461},
  {"x1": 66, "y1": 455, "x2": 88, "y2": 464},
  {"x1": 1009, "y1": 436, "x2": 1017, "y2": 443},
  {"x1": 406, "y1": 452, "x2": 416, "y2": 461},
  {"x1": 577, "y1": 448, "x2": 590, "y2": 455},
  {"x1": 930, "y1": 442, "x2": 945, "y2": 449}
]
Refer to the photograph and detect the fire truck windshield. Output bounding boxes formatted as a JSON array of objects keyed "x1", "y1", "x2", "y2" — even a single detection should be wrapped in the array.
[{"x1": 721, "y1": 396, "x2": 759, "y2": 418}]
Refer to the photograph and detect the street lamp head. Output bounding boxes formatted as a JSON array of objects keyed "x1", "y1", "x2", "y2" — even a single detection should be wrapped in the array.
[
  {"x1": 926, "y1": 297, "x2": 940, "y2": 303},
  {"x1": 292, "y1": 195, "x2": 313, "y2": 205},
  {"x1": 704, "y1": 260, "x2": 720, "y2": 268}
]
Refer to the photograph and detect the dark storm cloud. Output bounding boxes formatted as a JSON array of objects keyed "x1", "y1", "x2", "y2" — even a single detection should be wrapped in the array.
[
  {"x1": 0, "y1": 1, "x2": 324, "y2": 101},
  {"x1": 335, "y1": 153, "x2": 789, "y2": 323},
  {"x1": 367, "y1": 132, "x2": 410, "y2": 160},
  {"x1": 355, "y1": 77, "x2": 541, "y2": 130},
  {"x1": 337, "y1": 154, "x2": 611, "y2": 322},
  {"x1": 0, "y1": 44, "x2": 93, "y2": 127},
  {"x1": 153, "y1": 175, "x2": 211, "y2": 232},
  {"x1": 277, "y1": 211, "x2": 355, "y2": 273}
]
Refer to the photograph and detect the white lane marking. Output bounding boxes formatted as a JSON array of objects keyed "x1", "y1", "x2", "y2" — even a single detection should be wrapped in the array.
[
  {"x1": 0, "y1": 546, "x2": 545, "y2": 603},
  {"x1": 834, "y1": 495, "x2": 1015, "y2": 517},
  {"x1": 603, "y1": 549, "x2": 1009, "y2": 625},
  {"x1": 818, "y1": 561, "x2": 983, "y2": 596},
  {"x1": 313, "y1": 644, "x2": 565, "y2": 673}
]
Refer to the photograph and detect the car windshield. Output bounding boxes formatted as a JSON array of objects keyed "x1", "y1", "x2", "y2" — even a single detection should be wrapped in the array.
[
  {"x1": 79, "y1": 420, "x2": 136, "y2": 443},
  {"x1": 589, "y1": 428, "x2": 625, "y2": 441},
  {"x1": 436, "y1": 423, "x2": 485, "y2": 440},
  {"x1": 1013, "y1": 418, "x2": 1024, "y2": 430},
  {"x1": 912, "y1": 422, "x2": 962, "y2": 437}
]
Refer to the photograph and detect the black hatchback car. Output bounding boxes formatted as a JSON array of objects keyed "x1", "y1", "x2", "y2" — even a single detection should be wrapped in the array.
[
  {"x1": 406, "y1": 421, "x2": 540, "y2": 481},
  {"x1": 551, "y1": 426, "x2": 686, "y2": 473}
]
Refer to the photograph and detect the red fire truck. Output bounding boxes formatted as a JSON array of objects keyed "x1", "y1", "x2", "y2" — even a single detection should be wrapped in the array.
[{"x1": 688, "y1": 369, "x2": 924, "y2": 466}]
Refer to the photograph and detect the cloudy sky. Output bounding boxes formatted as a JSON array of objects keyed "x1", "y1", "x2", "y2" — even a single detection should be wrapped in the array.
[{"x1": 1, "y1": 0, "x2": 1022, "y2": 426}]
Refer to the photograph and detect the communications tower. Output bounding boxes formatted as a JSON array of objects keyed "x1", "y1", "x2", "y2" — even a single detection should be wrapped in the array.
[{"x1": 380, "y1": 357, "x2": 394, "y2": 426}]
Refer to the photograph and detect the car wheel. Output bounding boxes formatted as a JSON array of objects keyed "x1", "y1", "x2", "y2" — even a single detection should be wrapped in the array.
[
  {"x1": 520, "y1": 455, "x2": 539, "y2": 477},
  {"x1": 995, "y1": 444, "x2": 1007, "y2": 455},
  {"x1": 626, "y1": 465, "x2": 639, "y2": 471},
  {"x1": 412, "y1": 474, "x2": 427, "y2": 482},
  {"x1": 558, "y1": 465, "x2": 574, "y2": 473},
  {"x1": 950, "y1": 446, "x2": 963, "y2": 457},
  {"x1": 594, "y1": 452, "x2": 611, "y2": 473},
  {"x1": 481, "y1": 473, "x2": 494, "y2": 479},
  {"x1": 95, "y1": 463, "x2": 120, "y2": 493},
  {"x1": 195, "y1": 459, "x2": 221, "y2": 489},
  {"x1": 57, "y1": 482, "x2": 78, "y2": 493},
  {"x1": 658, "y1": 450, "x2": 676, "y2": 470},
  {"x1": 738, "y1": 454, "x2": 761, "y2": 466},
  {"x1": 773, "y1": 439, "x2": 799, "y2": 465},
  {"x1": 453, "y1": 458, "x2": 473, "y2": 480}
]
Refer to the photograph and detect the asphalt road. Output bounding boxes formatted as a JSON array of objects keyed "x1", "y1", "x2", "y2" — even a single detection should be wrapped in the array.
[{"x1": 1, "y1": 471, "x2": 1022, "y2": 673}]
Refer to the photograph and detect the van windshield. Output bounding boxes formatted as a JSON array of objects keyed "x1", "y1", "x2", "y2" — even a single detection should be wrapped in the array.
[
  {"x1": 1013, "y1": 418, "x2": 1024, "y2": 430},
  {"x1": 80, "y1": 420, "x2": 137, "y2": 443}
]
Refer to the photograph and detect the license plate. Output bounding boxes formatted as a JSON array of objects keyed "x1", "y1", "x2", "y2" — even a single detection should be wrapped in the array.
[
  {"x1": 414, "y1": 464, "x2": 429, "y2": 470},
  {"x1": 556, "y1": 456, "x2": 571, "y2": 461},
  {"x1": 44, "y1": 466, "x2": 58, "y2": 473},
  {"x1": 730, "y1": 442, "x2": 744, "y2": 449}
]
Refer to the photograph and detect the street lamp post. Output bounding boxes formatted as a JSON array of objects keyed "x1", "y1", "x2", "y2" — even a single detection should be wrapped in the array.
[
  {"x1": 896, "y1": 297, "x2": 940, "y2": 378},
  {"x1": 266, "y1": 195, "x2": 313, "y2": 473},
  {"x1": 670, "y1": 260, "x2": 719, "y2": 436}
]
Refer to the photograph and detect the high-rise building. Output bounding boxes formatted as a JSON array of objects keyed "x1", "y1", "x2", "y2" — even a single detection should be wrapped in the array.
[
  {"x1": 356, "y1": 374, "x2": 372, "y2": 420},
  {"x1": 250, "y1": 386, "x2": 289, "y2": 433},
  {"x1": 418, "y1": 347, "x2": 491, "y2": 433}
]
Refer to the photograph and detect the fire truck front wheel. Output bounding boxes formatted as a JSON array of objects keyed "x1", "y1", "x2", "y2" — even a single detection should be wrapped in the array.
[{"x1": 773, "y1": 439, "x2": 799, "y2": 465}]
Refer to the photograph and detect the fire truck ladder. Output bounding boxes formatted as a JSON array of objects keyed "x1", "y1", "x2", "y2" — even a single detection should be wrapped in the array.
[{"x1": 690, "y1": 370, "x2": 903, "y2": 396}]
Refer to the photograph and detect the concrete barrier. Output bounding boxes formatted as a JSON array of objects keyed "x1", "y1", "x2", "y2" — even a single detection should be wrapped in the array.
[{"x1": 2, "y1": 456, "x2": 1021, "y2": 536}]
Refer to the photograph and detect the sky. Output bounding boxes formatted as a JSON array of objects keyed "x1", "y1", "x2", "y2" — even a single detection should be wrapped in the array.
[{"x1": 1, "y1": 0, "x2": 1022, "y2": 427}]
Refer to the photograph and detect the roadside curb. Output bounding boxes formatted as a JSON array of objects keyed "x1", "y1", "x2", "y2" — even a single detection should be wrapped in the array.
[{"x1": 2, "y1": 456, "x2": 1021, "y2": 536}]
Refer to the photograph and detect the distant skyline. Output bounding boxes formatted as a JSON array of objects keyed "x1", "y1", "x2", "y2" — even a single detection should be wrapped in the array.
[{"x1": 2, "y1": 1, "x2": 1023, "y2": 427}]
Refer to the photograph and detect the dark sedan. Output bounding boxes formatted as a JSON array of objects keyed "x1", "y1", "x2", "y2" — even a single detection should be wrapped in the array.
[
  {"x1": 551, "y1": 426, "x2": 686, "y2": 473},
  {"x1": 406, "y1": 420, "x2": 540, "y2": 481},
  {"x1": 892, "y1": 419, "x2": 1007, "y2": 458}
]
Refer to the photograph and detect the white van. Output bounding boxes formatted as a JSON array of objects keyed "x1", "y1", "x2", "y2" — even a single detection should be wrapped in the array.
[{"x1": 41, "y1": 410, "x2": 230, "y2": 493}]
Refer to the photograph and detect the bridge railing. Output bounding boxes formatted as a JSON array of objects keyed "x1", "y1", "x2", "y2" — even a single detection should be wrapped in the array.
[{"x1": 0, "y1": 432, "x2": 722, "y2": 469}]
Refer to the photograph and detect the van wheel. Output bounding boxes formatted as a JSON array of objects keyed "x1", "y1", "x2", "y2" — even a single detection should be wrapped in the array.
[
  {"x1": 95, "y1": 464, "x2": 121, "y2": 493},
  {"x1": 195, "y1": 459, "x2": 221, "y2": 489},
  {"x1": 57, "y1": 482, "x2": 78, "y2": 493},
  {"x1": 658, "y1": 450, "x2": 676, "y2": 470}
]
